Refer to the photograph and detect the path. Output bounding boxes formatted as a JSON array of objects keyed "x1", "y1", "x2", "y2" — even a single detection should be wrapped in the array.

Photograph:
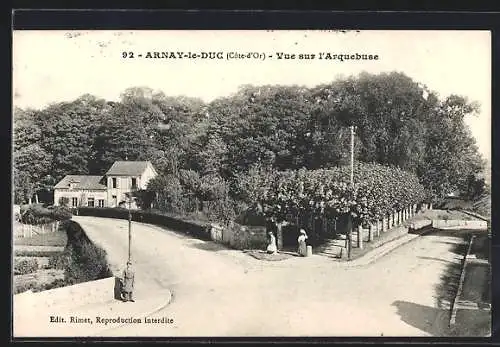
[{"x1": 72, "y1": 216, "x2": 466, "y2": 336}]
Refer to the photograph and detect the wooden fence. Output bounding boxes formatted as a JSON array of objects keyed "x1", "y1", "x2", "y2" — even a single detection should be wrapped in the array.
[{"x1": 13, "y1": 221, "x2": 61, "y2": 239}]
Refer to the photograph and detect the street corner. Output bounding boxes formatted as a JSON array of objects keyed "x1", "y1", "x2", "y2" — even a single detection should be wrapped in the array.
[{"x1": 89, "y1": 289, "x2": 173, "y2": 335}]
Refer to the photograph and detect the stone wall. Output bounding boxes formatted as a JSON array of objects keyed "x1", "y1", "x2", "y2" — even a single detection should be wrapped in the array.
[{"x1": 210, "y1": 223, "x2": 267, "y2": 250}]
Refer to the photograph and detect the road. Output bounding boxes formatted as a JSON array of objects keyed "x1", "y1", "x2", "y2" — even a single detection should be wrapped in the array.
[{"x1": 73, "y1": 216, "x2": 464, "y2": 337}]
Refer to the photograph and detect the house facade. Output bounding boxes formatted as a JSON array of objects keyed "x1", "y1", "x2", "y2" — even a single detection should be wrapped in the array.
[{"x1": 53, "y1": 161, "x2": 158, "y2": 209}]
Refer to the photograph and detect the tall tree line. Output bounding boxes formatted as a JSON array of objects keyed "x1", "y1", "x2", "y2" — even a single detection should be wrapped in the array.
[{"x1": 13, "y1": 72, "x2": 486, "y2": 208}]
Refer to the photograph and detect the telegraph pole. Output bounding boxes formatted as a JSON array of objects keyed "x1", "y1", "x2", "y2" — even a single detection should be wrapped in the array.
[
  {"x1": 347, "y1": 125, "x2": 355, "y2": 260},
  {"x1": 350, "y1": 125, "x2": 355, "y2": 185},
  {"x1": 128, "y1": 195, "x2": 132, "y2": 263}
]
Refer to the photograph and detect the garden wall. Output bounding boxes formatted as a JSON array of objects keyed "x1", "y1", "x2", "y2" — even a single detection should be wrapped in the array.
[
  {"x1": 432, "y1": 219, "x2": 488, "y2": 229},
  {"x1": 210, "y1": 223, "x2": 267, "y2": 250}
]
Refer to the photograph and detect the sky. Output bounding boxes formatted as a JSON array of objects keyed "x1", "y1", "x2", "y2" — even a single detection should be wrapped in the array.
[{"x1": 12, "y1": 30, "x2": 491, "y2": 163}]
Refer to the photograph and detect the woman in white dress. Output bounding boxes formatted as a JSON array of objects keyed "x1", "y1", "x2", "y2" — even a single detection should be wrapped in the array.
[
  {"x1": 298, "y1": 229, "x2": 308, "y2": 256},
  {"x1": 266, "y1": 231, "x2": 277, "y2": 254}
]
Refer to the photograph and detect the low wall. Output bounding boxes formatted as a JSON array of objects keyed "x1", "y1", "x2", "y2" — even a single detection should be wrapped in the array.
[
  {"x1": 409, "y1": 220, "x2": 433, "y2": 230},
  {"x1": 431, "y1": 219, "x2": 488, "y2": 229},
  {"x1": 210, "y1": 223, "x2": 267, "y2": 250},
  {"x1": 13, "y1": 276, "x2": 116, "y2": 313}
]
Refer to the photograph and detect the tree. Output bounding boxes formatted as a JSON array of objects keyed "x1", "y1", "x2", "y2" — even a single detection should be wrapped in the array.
[{"x1": 420, "y1": 95, "x2": 485, "y2": 202}]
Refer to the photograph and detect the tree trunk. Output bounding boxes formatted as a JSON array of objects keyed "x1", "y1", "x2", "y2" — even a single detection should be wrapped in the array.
[
  {"x1": 276, "y1": 222, "x2": 283, "y2": 251},
  {"x1": 357, "y1": 225, "x2": 363, "y2": 249}
]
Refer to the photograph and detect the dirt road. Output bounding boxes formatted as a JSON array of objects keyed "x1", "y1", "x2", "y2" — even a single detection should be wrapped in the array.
[{"x1": 73, "y1": 216, "x2": 464, "y2": 337}]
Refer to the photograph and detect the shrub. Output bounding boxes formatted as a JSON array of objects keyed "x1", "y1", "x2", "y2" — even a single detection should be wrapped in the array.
[
  {"x1": 58, "y1": 196, "x2": 70, "y2": 207},
  {"x1": 63, "y1": 221, "x2": 113, "y2": 285},
  {"x1": 21, "y1": 205, "x2": 72, "y2": 225},
  {"x1": 75, "y1": 207, "x2": 211, "y2": 240},
  {"x1": 14, "y1": 281, "x2": 38, "y2": 294},
  {"x1": 14, "y1": 258, "x2": 39, "y2": 275},
  {"x1": 48, "y1": 253, "x2": 70, "y2": 270}
]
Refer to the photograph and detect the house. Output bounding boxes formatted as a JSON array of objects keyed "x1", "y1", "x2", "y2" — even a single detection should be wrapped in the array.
[{"x1": 53, "y1": 161, "x2": 158, "y2": 209}]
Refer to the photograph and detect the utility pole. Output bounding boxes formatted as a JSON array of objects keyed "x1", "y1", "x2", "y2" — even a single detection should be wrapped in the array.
[
  {"x1": 350, "y1": 125, "x2": 355, "y2": 185},
  {"x1": 347, "y1": 125, "x2": 355, "y2": 260},
  {"x1": 128, "y1": 195, "x2": 132, "y2": 263}
]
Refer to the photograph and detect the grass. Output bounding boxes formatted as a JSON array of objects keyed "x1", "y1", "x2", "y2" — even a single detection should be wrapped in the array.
[
  {"x1": 461, "y1": 262, "x2": 490, "y2": 303},
  {"x1": 449, "y1": 309, "x2": 491, "y2": 337},
  {"x1": 243, "y1": 250, "x2": 296, "y2": 261},
  {"x1": 13, "y1": 269, "x2": 65, "y2": 294},
  {"x1": 14, "y1": 230, "x2": 67, "y2": 247}
]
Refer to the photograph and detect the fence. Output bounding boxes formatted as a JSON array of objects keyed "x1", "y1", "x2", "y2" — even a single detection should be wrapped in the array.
[{"x1": 13, "y1": 221, "x2": 60, "y2": 239}]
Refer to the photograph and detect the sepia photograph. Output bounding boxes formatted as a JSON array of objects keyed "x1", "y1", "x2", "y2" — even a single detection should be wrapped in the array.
[{"x1": 12, "y1": 29, "x2": 491, "y2": 337}]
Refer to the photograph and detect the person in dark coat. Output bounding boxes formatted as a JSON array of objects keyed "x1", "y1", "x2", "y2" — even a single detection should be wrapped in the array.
[{"x1": 121, "y1": 261, "x2": 135, "y2": 302}]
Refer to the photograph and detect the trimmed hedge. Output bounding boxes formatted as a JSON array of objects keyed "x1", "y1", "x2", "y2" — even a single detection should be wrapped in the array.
[
  {"x1": 74, "y1": 207, "x2": 212, "y2": 241},
  {"x1": 21, "y1": 205, "x2": 73, "y2": 225}
]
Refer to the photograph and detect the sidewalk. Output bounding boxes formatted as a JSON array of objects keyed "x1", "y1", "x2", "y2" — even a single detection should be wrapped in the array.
[
  {"x1": 13, "y1": 289, "x2": 172, "y2": 337},
  {"x1": 246, "y1": 224, "x2": 433, "y2": 270}
]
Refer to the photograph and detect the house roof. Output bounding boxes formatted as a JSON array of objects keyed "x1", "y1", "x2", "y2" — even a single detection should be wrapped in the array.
[
  {"x1": 105, "y1": 161, "x2": 153, "y2": 176},
  {"x1": 54, "y1": 175, "x2": 107, "y2": 190}
]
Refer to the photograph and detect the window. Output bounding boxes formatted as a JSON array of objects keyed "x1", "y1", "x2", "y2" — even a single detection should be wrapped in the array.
[
  {"x1": 131, "y1": 178, "x2": 137, "y2": 189},
  {"x1": 98, "y1": 199, "x2": 105, "y2": 208},
  {"x1": 87, "y1": 197, "x2": 95, "y2": 207},
  {"x1": 112, "y1": 178, "x2": 117, "y2": 188},
  {"x1": 71, "y1": 197, "x2": 78, "y2": 207}
]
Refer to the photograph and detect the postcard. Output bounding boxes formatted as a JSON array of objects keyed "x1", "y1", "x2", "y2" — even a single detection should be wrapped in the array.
[{"x1": 12, "y1": 29, "x2": 491, "y2": 338}]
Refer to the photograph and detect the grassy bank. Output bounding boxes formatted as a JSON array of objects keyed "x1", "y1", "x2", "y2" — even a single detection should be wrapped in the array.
[{"x1": 13, "y1": 220, "x2": 112, "y2": 294}]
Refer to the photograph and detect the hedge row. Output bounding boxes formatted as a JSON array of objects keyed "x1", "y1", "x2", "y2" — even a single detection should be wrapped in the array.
[
  {"x1": 20, "y1": 205, "x2": 73, "y2": 225},
  {"x1": 57, "y1": 220, "x2": 113, "y2": 285},
  {"x1": 74, "y1": 207, "x2": 212, "y2": 241}
]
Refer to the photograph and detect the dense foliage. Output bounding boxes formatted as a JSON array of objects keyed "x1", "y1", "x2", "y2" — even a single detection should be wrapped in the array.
[
  {"x1": 20, "y1": 205, "x2": 73, "y2": 225},
  {"x1": 14, "y1": 72, "x2": 486, "y2": 224},
  {"x1": 257, "y1": 162, "x2": 425, "y2": 226}
]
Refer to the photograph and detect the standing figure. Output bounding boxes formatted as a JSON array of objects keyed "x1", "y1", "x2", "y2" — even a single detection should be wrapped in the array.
[
  {"x1": 266, "y1": 231, "x2": 277, "y2": 254},
  {"x1": 121, "y1": 261, "x2": 135, "y2": 302},
  {"x1": 298, "y1": 229, "x2": 308, "y2": 256}
]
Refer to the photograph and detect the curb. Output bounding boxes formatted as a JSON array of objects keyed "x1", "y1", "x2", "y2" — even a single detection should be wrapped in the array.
[
  {"x1": 91, "y1": 289, "x2": 173, "y2": 336},
  {"x1": 346, "y1": 234, "x2": 420, "y2": 267},
  {"x1": 343, "y1": 223, "x2": 434, "y2": 267},
  {"x1": 449, "y1": 235, "x2": 475, "y2": 327}
]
